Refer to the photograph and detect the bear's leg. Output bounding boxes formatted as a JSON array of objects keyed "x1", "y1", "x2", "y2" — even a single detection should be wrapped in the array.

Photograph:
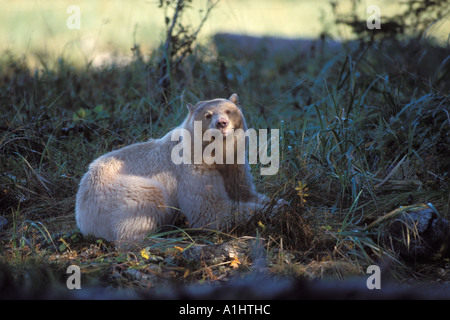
[{"x1": 109, "y1": 175, "x2": 175, "y2": 242}]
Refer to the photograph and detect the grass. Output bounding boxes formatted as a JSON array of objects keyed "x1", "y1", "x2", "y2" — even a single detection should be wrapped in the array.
[
  {"x1": 4, "y1": 0, "x2": 449, "y2": 69},
  {"x1": 1, "y1": 4, "x2": 450, "y2": 297}
]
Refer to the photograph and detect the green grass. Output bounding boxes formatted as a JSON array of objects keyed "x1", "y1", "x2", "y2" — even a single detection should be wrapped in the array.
[
  {"x1": 1, "y1": 2, "x2": 450, "y2": 298},
  {"x1": 3, "y1": 0, "x2": 449, "y2": 69}
]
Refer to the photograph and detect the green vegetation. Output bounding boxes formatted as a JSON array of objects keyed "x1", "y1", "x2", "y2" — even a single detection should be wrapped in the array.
[{"x1": 0, "y1": 0, "x2": 449, "y2": 297}]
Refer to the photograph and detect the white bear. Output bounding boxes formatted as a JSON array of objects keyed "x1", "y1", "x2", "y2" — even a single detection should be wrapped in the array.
[{"x1": 75, "y1": 94, "x2": 279, "y2": 242}]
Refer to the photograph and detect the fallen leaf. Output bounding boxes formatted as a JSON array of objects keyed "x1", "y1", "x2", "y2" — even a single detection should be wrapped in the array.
[{"x1": 229, "y1": 256, "x2": 241, "y2": 269}]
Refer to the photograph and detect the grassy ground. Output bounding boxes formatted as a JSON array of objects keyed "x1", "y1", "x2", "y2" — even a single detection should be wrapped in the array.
[{"x1": 1, "y1": 4, "x2": 450, "y2": 298}]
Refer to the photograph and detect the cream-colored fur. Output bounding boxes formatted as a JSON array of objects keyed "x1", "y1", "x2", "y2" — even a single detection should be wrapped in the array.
[{"x1": 75, "y1": 94, "x2": 277, "y2": 242}]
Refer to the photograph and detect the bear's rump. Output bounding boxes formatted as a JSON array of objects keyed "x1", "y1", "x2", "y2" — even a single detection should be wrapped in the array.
[
  {"x1": 110, "y1": 175, "x2": 176, "y2": 240},
  {"x1": 77, "y1": 174, "x2": 175, "y2": 241}
]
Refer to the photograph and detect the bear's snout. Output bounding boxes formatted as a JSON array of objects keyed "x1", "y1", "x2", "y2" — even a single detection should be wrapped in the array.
[{"x1": 216, "y1": 118, "x2": 229, "y2": 129}]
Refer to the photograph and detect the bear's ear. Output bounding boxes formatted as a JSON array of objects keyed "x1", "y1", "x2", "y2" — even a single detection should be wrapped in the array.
[
  {"x1": 228, "y1": 93, "x2": 240, "y2": 107},
  {"x1": 186, "y1": 103, "x2": 195, "y2": 113}
]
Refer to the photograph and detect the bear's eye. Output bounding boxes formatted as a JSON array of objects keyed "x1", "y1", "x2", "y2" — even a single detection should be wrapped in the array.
[
  {"x1": 205, "y1": 113, "x2": 212, "y2": 119},
  {"x1": 225, "y1": 109, "x2": 232, "y2": 115}
]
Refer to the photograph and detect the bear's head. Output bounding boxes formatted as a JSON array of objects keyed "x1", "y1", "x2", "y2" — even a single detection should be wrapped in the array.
[
  {"x1": 180, "y1": 94, "x2": 248, "y2": 166},
  {"x1": 186, "y1": 93, "x2": 247, "y2": 137}
]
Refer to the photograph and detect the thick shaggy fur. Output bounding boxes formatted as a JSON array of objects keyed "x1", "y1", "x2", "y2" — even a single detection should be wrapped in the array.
[{"x1": 75, "y1": 94, "x2": 274, "y2": 242}]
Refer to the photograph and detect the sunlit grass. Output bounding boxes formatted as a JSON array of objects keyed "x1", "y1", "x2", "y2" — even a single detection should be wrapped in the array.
[{"x1": 4, "y1": 0, "x2": 448, "y2": 68}]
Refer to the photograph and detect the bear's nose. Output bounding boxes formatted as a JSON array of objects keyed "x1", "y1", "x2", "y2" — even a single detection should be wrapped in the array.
[{"x1": 216, "y1": 118, "x2": 229, "y2": 129}]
